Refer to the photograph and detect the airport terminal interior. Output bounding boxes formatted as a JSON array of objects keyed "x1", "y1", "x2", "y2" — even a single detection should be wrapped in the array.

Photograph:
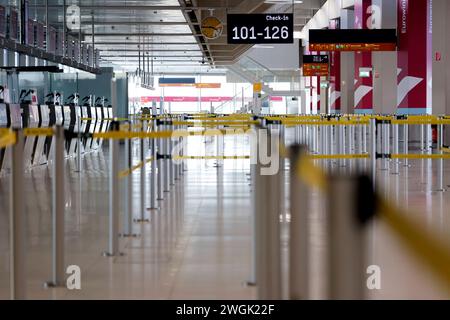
[{"x1": 1, "y1": 0, "x2": 450, "y2": 301}]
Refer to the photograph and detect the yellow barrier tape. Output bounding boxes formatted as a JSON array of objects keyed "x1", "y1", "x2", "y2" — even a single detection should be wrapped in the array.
[
  {"x1": 0, "y1": 130, "x2": 16, "y2": 148},
  {"x1": 24, "y1": 127, "x2": 54, "y2": 137},
  {"x1": 296, "y1": 156, "x2": 327, "y2": 191},
  {"x1": 174, "y1": 155, "x2": 250, "y2": 160},
  {"x1": 283, "y1": 120, "x2": 369, "y2": 126},
  {"x1": 442, "y1": 147, "x2": 450, "y2": 153},
  {"x1": 118, "y1": 157, "x2": 154, "y2": 178},
  {"x1": 392, "y1": 120, "x2": 450, "y2": 125},
  {"x1": 309, "y1": 154, "x2": 370, "y2": 160},
  {"x1": 391, "y1": 154, "x2": 450, "y2": 159},
  {"x1": 377, "y1": 198, "x2": 450, "y2": 288},
  {"x1": 94, "y1": 128, "x2": 249, "y2": 140},
  {"x1": 172, "y1": 120, "x2": 259, "y2": 126}
]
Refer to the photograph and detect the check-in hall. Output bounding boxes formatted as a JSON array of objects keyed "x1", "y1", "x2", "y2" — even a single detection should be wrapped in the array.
[{"x1": 0, "y1": 0, "x2": 450, "y2": 307}]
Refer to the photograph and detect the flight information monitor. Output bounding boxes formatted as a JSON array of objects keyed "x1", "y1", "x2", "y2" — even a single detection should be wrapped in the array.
[
  {"x1": 309, "y1": 29, "x2": 397, "y2": 52},
  {"x1": 303, "y1": 55, "x2": 329, "y2": 77}
]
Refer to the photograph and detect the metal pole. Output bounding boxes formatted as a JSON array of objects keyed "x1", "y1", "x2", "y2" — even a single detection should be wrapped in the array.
[
  {"x1": 122, "y1": 130, "x2": 135, "y2": 236},
  {"x1": 45, "y1": 126, "x2": 65, "y2": 287},
  {"x1": 392, "y1": 124, "x2": 399, "y2": 175},
  {"x1": 137, "y1": 120, "x2": 149, "y2": 222},
  {"x1": 437, "y1": 124, "x2": 445, "y2": 192},
  {"x1": 327, "y1": 175, "x2": 366, "y2": 299},
  {"x1": 149, "y1": 120, "x2": 158, "y2": 209},
  {"x1": 10, "y1": 130, "x2": 26, "y2": 300},
  {"x1": 103, "y1": 121, "x2": 121, "y2": 256},
  {"x1": 370, "y1": 119, "x2": 377, "y2": 186},
  {"x1": 163, "y1": 121, "x2": 170, "y2": 192},
  {"x1": 76, "y1": 114, "x2": 81, "y2": 172},
  {"x1": 256, "y1": 129, "x2": 282, "y2": 300},
  {"x1": 157, "y1": 122, "x2": 164, "y2": 200},
  {"x1": 289, "y1": 145, "x2": 309, "y2": 300},
  {"x1": 403, "y1": 124, "x2": 409, "y2": 167}
]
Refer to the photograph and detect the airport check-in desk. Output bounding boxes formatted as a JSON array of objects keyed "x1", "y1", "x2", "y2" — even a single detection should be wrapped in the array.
[{"x1": 0, "y1": 101, "x2": 112, "y2": 174}]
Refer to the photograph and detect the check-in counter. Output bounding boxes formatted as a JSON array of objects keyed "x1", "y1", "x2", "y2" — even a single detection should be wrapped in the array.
[
  {"x1": 22, "y1": 103, "x2": 40, "y2": 168},
  {"x1": 32, "y1": 104, "x2": 50, "y2": 166},
  {"x1": 2, "y1": 104, "x2": 23, "y2": 171},
  {"x1": 46, "y1": 105, "x2": 65, "y2": 161},
  {"x1": 0, "y1": 103, "x2": 8, "y2": 174},
  {"x1": 80, "y1": 105, "x2": 90, "y2": 152}
]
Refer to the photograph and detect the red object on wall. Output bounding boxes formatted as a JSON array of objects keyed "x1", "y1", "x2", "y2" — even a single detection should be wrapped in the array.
[{"x1": 397, "y1": 0, "x2": 431, "y2": 110}]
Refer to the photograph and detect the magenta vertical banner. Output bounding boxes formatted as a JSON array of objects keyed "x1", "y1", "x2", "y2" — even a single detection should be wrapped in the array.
[
  {"x1": 329, "y1": 19, "x2": 341, "y2": 113},
  {"x1": 354, "y1": 0, "x2": 373, "y2": 111},
  {"x1": 397, "y1": 0, "x2": 429, "y2": 111}
]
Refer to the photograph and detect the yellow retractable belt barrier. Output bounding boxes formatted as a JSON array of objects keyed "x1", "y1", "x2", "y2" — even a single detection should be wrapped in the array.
[
  {"x1": 391, "y1": 154, "x2": 450, "y2": 159},
  {"x1": 309, "y1": 154, "x2": 370, "y2": 160},
  {"x1": 283, "y1": 120, "x2": 370, "y2": 126},
  {"x1": 296, "y1": 156, "x2": 328, "y2": 191},
  {"x1": 172, "y1": 120, "x2": 259, "y2": 126},
  {"x1": 24, "y1": 127, "x2": 54, "y2": 137},
  {"x1": 94, "y1": 128, "x2": 249, "y2": 140},
  {"x1": 118, "y1": 158, "x2": 153, "y2": 178},
  {"x1": 392, "y1": 119, "x2": 450, "y2": 125},
  {"x1": 0, "y1": 129, "x2": 16, "y2": 148},
  {"x1": 377, "y1": 198, "x2": 450, "y2": 288},
  {"x1": 174, "y1": 155, "x2": 250, "y2": 160},
  {"x1": 293, "y1": 150, "x2": 450, "y2": 289}
]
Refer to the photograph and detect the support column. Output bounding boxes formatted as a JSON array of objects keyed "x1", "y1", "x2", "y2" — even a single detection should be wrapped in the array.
[
  {"x1": 340, "y1": 9, "x2": 355, "y2": 115},
  {"x1": 354, "y1": 0, "x2": 373, "y2": 114},
  {"x1": 372, "y1": 0, "x2": 398, "y2": 115}
]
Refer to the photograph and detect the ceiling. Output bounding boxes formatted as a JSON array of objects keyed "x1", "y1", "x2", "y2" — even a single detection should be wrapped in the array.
[{"x1": 28, "y1": 0, "x2": 325, "y2": 74}]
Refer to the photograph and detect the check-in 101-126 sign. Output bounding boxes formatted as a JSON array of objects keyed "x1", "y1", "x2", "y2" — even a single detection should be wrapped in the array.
[{"x1": 227, "y1": 14, "x2": 294, "y2": 44}]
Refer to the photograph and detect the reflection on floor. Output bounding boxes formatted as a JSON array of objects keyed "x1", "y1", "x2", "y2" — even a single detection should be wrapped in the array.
[{"x1": 0, "y1": 132, "x2": 449, "y2": 299}]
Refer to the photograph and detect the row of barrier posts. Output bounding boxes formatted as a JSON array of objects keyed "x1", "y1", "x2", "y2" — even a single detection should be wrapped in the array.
[
  {"x1": 3, "y1": 112, "x2": 450, "y2": 299},
  {"x1": 250, "y1": 116, "x2": 450, "y2": 299}
]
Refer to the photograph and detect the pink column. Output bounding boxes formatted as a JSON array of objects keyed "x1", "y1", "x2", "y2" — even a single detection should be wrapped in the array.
[{"x1": 397, "y1": 0, "x2": 432, "y2": 113}]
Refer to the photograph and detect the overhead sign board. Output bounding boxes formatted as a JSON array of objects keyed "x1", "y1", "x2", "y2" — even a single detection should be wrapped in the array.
[
  {"x1": 309, "y1": 29, "x2": 397, "y2": 52},
  {"x1": 227, "y1": 13, "x2": 293, "y2": 44},
  {"x1": 303, "y1": 55, "x2": 329, "y2": 77}
]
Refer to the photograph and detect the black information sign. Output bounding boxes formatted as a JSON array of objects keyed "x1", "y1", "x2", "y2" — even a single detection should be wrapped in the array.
[
  {"x1": 227, "y1": 13, "x2": 293, "y2": 44},
  {"x1": 303, "y1": 55, "x2": 329, "y2": 64}
]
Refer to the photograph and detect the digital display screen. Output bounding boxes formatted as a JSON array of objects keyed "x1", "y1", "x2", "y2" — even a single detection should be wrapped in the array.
[
  {"x1": 309, "y1": 29, "x2": 397, "y2": 52},
  {"x1": 26, "y1": 19, "x2": 34, "y2": 46},
  {"x1": 36, "y1": 22, "x2": 45, "y2": 49},
  {"x1": 48, "y1": 26, "x2": 56, "y2": 54},
  {"x1": 0, "y1": 6, "x2": 6, "y2": 37},
  {"x1": 303, "y1": 55, "x2": 329, "y2": 64},
  {"x1": 303, "y1": 55, "x2": 329, "y2": 77},
  {"x1": 227, "y1": 13, "x2": 293, "y2": 44},
  {"x1": 9, "y1": 10, "x2": 19, "y2": 40}
]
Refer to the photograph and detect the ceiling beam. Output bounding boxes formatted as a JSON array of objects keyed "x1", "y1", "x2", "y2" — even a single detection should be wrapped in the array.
[{"x1": 38, "y1": 5, "x2": 228, "y2": 11}]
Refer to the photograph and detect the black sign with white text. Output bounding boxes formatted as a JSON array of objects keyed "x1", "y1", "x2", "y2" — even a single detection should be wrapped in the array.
[
  {"x1": 303, "y1": 55, "x2": 329, "y2": 64},
  {"x1": 227, "y1": 13, "x2": 293, "y2": 44}
]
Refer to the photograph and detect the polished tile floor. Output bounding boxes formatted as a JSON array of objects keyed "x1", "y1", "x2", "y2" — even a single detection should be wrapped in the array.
[{"x1": 0, "y1": 131, "x2": 449, "y2": 299}]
